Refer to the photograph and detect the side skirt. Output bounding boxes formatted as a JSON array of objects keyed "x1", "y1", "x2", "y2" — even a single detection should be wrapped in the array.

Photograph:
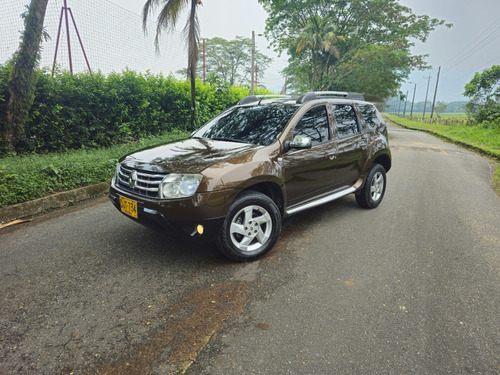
[{"x1": 285, "y1": 186, "x2": 357, "y2": 216}]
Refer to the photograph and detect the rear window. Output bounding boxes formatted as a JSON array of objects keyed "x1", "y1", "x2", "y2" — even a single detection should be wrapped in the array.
[
  {"x1": 333, "y1": 105, "x2": 359, "y2": 139},
  {"x1": 358, "y1": 104, "x2": 382, "y2": 130},
  {"x1": 193, "y1": 104, "x2": 298, "y2": 146}
]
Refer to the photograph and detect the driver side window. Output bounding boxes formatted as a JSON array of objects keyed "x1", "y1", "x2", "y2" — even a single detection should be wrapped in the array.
[{"x1": 293, "y1": 105, "x2": 329, "y2": 147}]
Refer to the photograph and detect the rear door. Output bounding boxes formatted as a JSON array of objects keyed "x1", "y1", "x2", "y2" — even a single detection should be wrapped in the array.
[{"x1": 331, "y1": 104, "x2": 367, "y2": 189}]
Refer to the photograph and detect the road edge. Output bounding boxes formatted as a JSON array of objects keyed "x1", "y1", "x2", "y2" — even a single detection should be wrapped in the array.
[
  {"x1": 385, "y1": 116, "x2": 500, "y2": 196},
  {"x1": 0, "y1": 182, "x2": 109, "y2": 224}
]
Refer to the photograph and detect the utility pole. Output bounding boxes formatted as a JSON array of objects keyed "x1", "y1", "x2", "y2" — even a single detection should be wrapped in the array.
[
  {"x1": 410, "y1": 82, "x2": 417, "y2": 119},
  {"x1": 423, "y1": 73, "x2": 432, "y2": 120},
  {"x1": 281, "y1": 76, "x2": 287, "y2": 95},
  {"x1": 402, "y1": 90, "x2": 409, "y2": 116},
  {"x1": 255, "y1": 63, "x2": 258, "y2": 88},
  {"x1": 430, "y1": 66, "x2": 441, "y2": 122},
  {"x1": 202, "y1": 38, "x2": 206, "y2": 84},
  {"x1": 251, "y1": 31, "x2": 255, "y2": 95}
]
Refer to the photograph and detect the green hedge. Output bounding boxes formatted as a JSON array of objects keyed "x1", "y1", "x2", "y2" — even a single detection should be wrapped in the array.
[{"x1": 0, "y1": 65, "x2": 252, "y2": 154}]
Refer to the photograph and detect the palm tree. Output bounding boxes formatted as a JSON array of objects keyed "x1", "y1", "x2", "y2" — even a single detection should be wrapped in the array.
[
  {"x1": 4, "y1": 0, "x2": 49, "y2": 152},
  {"x1": 143, "y1": 0, "x2": 202, "y2": 129},
  {"x1": 296, "y1": 14, "x2": 343, "y2": 91}
]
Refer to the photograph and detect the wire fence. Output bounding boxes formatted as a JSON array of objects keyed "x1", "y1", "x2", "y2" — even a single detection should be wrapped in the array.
[{"x1": 1, "y1": 0, "x2": 187, "y2": 76}]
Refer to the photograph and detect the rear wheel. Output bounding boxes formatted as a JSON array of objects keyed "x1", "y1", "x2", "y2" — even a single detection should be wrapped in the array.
[
  {"x1": 216, "y1": 191, "x2": 281, "y2": 262},
  {"x1": 355, "y1": 164, "x2": 386, "y2": 209}
]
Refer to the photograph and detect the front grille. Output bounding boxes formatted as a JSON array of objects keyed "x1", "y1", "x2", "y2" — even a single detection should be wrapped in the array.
[{"x1": 116, "y1": 164, "x2": 166, "y2": 199}]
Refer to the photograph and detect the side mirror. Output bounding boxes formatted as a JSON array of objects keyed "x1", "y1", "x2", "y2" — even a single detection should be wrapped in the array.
[{"x1": 286, "y1": 135, "x2": 312, "y2": 150}]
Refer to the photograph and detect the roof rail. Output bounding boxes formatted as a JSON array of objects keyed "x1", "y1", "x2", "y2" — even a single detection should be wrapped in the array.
[
  {"x1": 238, "y1": 94, "x2": 292, "y2": 105},
  {"x1": 296, "y1": 91, "x2": 365, "y2": 104},
  {"x1": 315, "y1": 91, "x2": 349, "y2": 98},
  {"x1": 296, "y1": 92, "x2": 318, "y2": 104}
]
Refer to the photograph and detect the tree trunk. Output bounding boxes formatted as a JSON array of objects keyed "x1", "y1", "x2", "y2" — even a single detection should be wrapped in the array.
[
  {"x1": 188, "y1": 0, "x2": 198, "y2": 130},
  {"x1": 5, "y1": 0, "x2": 49, "y2": 152}
]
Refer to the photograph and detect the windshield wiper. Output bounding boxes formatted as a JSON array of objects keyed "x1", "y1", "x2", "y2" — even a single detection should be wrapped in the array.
[{"x1": 209, "y1": 137, "x2": 247, "y2": 144}]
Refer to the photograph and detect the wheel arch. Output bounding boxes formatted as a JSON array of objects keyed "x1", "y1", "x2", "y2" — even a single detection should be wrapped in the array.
[
  {"x1": 235, "y1": 181, "x2": 284, "y2": 216},
  {"x1": 374, "y1": 153, "x2": 391, "y2": 172}
]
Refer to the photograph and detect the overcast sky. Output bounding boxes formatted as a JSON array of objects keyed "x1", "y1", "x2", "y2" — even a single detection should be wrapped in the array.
[{"x1": 107, "y1": 0, "x2": 500, "y2": 103}]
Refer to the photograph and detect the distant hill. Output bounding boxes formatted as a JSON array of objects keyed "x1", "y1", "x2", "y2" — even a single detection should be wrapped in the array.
[{"x1": 385, "y1": 100, "x2": 467, "y2": 113}]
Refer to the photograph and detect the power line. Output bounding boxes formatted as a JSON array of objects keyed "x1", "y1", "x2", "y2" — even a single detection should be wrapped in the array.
[
  {"x1": 445, "y1": 27, "x2": 500, "y2": 70},
  {"x1": 443, "y1": 16, "x2": 500, "y2": 70}
]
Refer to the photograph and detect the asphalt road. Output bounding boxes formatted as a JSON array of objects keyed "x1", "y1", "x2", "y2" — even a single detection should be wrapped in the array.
[{"x1": 1, "y1": 124, "x2": 499, "y2": 375}]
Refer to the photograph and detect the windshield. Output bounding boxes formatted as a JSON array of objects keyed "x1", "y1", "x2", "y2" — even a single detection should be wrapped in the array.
[{"x1": 192, "y1": 104, "x2": 298, "y2": 146}]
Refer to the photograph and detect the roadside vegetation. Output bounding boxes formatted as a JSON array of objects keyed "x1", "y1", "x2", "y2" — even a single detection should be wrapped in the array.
[
  {"x1": 0, "y1": 130, "x2": 186, "y2": 207},
  {"x1": 0, "y1": 66, "x2": 254, "y2": 155}
]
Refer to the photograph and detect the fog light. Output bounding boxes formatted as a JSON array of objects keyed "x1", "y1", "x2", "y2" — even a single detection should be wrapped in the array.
[{"x1": 197, "y1": 225, "x2": 204, "y2": 235}]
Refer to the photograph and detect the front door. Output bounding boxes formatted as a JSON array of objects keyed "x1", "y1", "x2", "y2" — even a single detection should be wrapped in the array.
[{"x1": 283, "y1": 105, "x2": 338, "y2": 207}]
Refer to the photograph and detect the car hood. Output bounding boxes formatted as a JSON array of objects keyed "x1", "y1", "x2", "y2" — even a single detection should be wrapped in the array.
[{"x1": 120, "y1": 138, "x2": 262, "y2": 173}]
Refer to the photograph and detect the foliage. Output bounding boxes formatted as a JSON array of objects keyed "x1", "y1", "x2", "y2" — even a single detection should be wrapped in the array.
[
  {"x1": 0, "y1": 64, "x2": 250, "y2": 154},
  {"x1": 293, "y1": 14, "x2": 343, "y2": 91},
  {"x1": 143, "y1": 0, "x2": 202, "y2": 129},
  {"x1": 434, "y1": 101, "x2": 448, "y2": 114},
  {"x1": 259, "y1": 0, "x2": 450, "y2": 101},
  {"x1": 4, "y1": 0, "x2": 49, "y2": 152},
  {"x1": 0, "y1": 130, "x2": 186, "y2": 207},
  {"x1": 190, "y1": 36, "x2": 272, "y2": 87},
  {"x1": 464, "y1": 65, "x2": 500, "y2": 126}
]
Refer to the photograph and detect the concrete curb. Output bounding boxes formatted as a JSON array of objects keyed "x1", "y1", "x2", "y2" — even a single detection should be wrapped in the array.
[{"x1": 0, "y1": 182, "x2": 109, "y2": 224}]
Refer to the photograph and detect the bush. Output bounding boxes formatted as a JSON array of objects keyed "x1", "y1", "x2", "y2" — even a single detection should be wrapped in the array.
[{"x1": 0, "y1": 65, "x2": 251, "y2": 154}]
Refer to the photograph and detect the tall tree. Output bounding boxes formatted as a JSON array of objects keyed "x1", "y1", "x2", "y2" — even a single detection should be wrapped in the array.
[
  {"x1": 143, "y1": 0, "x2": 202, "y2": 129},
  {"x1": 4, "y1": 0, "x2": 49, "y2": 152},
  {"x1": 295, "y1": 14, "x2": 343, "y2": 90},
  {"x1": 193, "y1": 36, "x2": 272, "y2": 87},
  {"x1": 259, "y1": 0, "x2": 450, "y2": 101},
  {"x1": 463, "y1": 65, "x2": 500, "y2": 125}
]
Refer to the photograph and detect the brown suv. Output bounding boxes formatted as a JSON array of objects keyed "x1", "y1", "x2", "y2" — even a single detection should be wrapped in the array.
[{"x1": 110, "y1": 92, "x2": 391, "y2": 261}]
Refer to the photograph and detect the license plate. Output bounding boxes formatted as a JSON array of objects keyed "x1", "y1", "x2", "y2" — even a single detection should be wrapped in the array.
[{"x1": 119, "y1": 196, "x2": 138, "y2": 219}]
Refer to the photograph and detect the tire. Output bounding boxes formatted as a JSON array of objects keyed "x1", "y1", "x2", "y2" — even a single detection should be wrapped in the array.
[
  {"x1": 355, "y1": 163, "x2": 386, "y2": 209},
  {"x1": 216, "y1": 191, "x2": 281, "y2": 262}
]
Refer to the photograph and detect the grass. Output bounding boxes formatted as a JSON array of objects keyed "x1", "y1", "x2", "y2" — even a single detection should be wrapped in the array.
[
  {"x1": 0, "y1": 130, "x2": 186, "y2": 207},
  {"x1": 495, "y1": 167, "x2": 500, "y2": 196},
  {"x1": 384, "y1": 113, "x2": 500, "y2": 195},
  {"x1": 398, "y1": 112, "x2": 468, "y2": 118}
]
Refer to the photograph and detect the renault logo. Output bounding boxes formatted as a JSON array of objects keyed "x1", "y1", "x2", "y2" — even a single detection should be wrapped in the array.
[{"x1": 128, "y1": 171, "x2": 138, "y2": 188}]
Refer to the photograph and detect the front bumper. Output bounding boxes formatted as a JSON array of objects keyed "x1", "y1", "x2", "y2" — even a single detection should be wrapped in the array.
[{"x1": 109, "y1": 184, "x2": 234, "y2": 241}]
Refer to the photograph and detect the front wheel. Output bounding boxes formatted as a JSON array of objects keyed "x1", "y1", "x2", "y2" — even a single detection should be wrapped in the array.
[
  {"x1": 216, "y1": 191, "x2": 281, "y2": 262},
  {"x1": 355, "y1": 164, "x2": 387, "y2": 209}
]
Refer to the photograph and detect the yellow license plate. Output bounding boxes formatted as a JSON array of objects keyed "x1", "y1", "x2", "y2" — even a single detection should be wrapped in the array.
[{"x1": 119, "y1": 196, "x2": 138, "y2": 219}]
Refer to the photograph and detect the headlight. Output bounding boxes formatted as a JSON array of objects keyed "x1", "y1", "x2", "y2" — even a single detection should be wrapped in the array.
[
  {"x1": 158, "y1": 173, "x2": 203, "y2": 199},
  {"x1": 114, "y1": 163, "x2": 121, "y2": 185}
]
